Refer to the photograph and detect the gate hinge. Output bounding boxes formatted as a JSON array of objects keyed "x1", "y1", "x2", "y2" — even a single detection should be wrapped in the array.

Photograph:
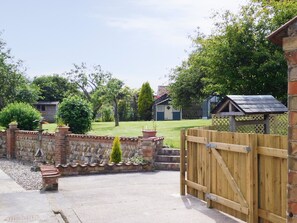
[
  {"x1": 206, "y1": 143, "x2": 216, "y2": 149},
  {"x1": 245, "y1": 146, "x2": 251, "y2": 153},
  {"x1": 206, "y1": 193, "x2": 217, "y2": 201}
]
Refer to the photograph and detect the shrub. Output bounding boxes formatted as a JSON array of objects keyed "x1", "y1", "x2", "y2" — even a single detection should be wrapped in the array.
[
  {"x1": 57, "y1": 95, "x2": 92, "y2": 134},
  {"x1": 138, "y1": 82, "x2": 154, "y2": 120},
  {"x1": 0, "y1": 102, "x2": 41, "y2": 130},
  {"x1": 110, "y1": 136, "x2": 122, "y2": 163},
  {"x1": 99, "y1": 105, "x2": 114, "y2": 122}
]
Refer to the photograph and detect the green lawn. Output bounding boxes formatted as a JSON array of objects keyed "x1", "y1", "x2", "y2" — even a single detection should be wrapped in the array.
[{"x1": 43, "y1": 119, "x2": 211, "y2": 148}]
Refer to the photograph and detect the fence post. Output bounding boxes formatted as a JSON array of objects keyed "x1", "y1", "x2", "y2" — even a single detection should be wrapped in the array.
[
  {"x1": 54, "y1": 126, "x2": 70, "y2": 165},
  {"x1": 206, "y1": 130, "x2": 212, "y2": 208},
  {"x1": 180, "y1": 129, "x2": 186, "y2": 195},
  {"x1": 6, "y1": 123, "x2": 18, "y2": 159},
  {"x1": 247, "y1": 133, "x2": 258, "y2": 223}
]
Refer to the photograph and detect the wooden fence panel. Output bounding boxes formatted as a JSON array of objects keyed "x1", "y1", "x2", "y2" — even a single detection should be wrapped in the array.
[
  {"x1": 257, "y1": 134, "x2": 287, "y2": 223},
  {"x1": 181, "y1": 128, "x2": 288, "y2": 223}
]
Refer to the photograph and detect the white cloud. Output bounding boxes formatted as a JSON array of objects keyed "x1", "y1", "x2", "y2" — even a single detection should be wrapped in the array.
[{"x1": 100, "y1": 0, "x2": 246, "y2": 46}]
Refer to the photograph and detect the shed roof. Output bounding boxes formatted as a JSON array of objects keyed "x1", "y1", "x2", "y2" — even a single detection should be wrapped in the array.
[
  {"x1": 211, "y1": 95, "x2": 287, "y2": 115},
  {"x1": 34, "y1": 101, "x2": 59, "y2": 105},
  {"x1": 154, "y1": 94, "x2": 170, "y2": 106}
]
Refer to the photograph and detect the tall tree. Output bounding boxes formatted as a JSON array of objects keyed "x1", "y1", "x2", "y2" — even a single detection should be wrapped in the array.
[
  {"x1": 15, "y1": 84, "x2": 41, "y2": 104},
  {"x1": 33, "y1": 75, "x2": 79, "y2": 102},
  {"x1": 138, "y1": 82, "x2": 154, "y2": 121},
  {"x1": 102, "y1": 78, "x2": 124, "y2": 127},
  {"x1": 118, "y1": 87, "x2": 139, "y2": 121},
  {"x1": 169, "y1": 0, "x2": 297, "y2": 105},
  {"x1": 0, "y1": 34, "x2": 30, "y2": 109},
  {"x1": 64, "y1": 63, "x2": 111, "y2": 118}
]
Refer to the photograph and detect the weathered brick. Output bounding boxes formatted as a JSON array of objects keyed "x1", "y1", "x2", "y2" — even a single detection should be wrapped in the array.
[
  {"x1": 291, "y1": 112, "x2": 297, "y2": 126},
  {"x1": 289, "y1": 155, "x2": 297, "y2": 171},
  {"x1": 286, "y1": 50, "x2": 297, "y2": 66},
  {"x1": 289, "y1": 82, "x2": 297, "y2": 95},
  {"x1": 289, "y1": 66, "x2": 297, "y2": 81},
  {"x1": 289, "y1": 142, "x2": 297, "y2": 156},
  {"x1": 283, "y1": 37, "x2": 297, "y2": 51},
  {"x1": 289, "y1": 96, "x2": 297, "y2": 111}
]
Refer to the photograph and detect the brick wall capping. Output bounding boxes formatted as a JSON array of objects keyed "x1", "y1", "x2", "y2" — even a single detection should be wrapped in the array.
[
  {"x1": 66, "y1": 134, "x2": 139, "y2": 141},
  {"x1": 56, "y1": 161, "x2": 152, "y2": 176},
  {"x1": 140, "y1": 136, "x2": 165, "y2": 142},
  {"x1": 15, "y1": 130, "x2": 55, "y2": 136}
]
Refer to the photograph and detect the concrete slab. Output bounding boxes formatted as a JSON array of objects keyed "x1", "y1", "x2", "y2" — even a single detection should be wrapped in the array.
[
  {"x1": 0, "y1": 170, "x2": 245, "y2": 223},
  {"x1": 0, "y1": 191, "x2": 60, "y2": 222},
  {"x1": 57, "y1": 171, "x2": 245, "y2": 223},
  {"x1": 0, "y1": 169, "x2": 24, "y2": 193}
]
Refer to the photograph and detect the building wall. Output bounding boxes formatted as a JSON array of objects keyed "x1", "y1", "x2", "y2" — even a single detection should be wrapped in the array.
[
  {"x1": 66, "y1": 134, "x2": 141, "y2": 163},
  {"x1": 35, "y1": 104, "x2": 58, "y2": 123},
  {"x1": 155, "y1": 104, "x2": 181, "y2": 121},
  {"x1": 15, "y1": 131, "x2": 55, "y2": 162},
  {"x1": 8, "y1": 129, "x2": 162, "y2": 165},
  {"x1": 40, "y1": 105, "x2": 57, "y2": 123},
  {"x1": 0, "y1": 131, "x2": 7, "y2": 157}
]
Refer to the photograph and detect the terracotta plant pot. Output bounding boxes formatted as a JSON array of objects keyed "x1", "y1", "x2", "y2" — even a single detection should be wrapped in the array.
[{"x1": 142, "y1": 130, "x2": 157, "y2": 138}]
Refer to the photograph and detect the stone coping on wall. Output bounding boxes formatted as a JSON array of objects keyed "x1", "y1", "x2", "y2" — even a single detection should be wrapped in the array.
[
  {"x1": 141, "y1": 136, "x2": 164, "y2": 142},
  {"x1": 56, "y1": 162, "x2": 153, "y2": 176},
  {"x1": 66, "y1": 134, "x2": 140, "y2": 141},
  {"x1": 15, "y1": 130, "x2": 55, "y2": 137}
]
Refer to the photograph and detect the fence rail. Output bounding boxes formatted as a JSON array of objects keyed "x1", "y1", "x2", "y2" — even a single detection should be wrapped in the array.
[{"x1": 180, "y1": 128, "x2": 287, "y2": 223}]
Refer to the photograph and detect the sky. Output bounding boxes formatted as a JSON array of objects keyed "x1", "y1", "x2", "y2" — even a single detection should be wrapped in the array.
[{"x1": 0, "y1": 0, "x2": 247, "y2": 93}]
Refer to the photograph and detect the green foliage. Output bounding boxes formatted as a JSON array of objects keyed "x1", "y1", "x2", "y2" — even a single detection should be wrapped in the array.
[
  {"x1": 138, "y1": 82, "x2": 154, "y2": 120},
  {"x1": 57, "y1": 95, "x2": 92, "y2": 134},
  {"x1": 0, "y1": 34, "x2": 31, "y2": 109},
  {"x1": 15, "y1": 84, "x2": 41, "y2": 104},
  {"x1": 128, "y1": 155, "x2": 147, "y2": 164},
  {"x1": 0, "y1": 102, "x2": 41, "y2": 130},
  {"x1": 110, "y1": 136, "x2": 122, "y2": 163},
  {"x1": 169, "y1": 0, "x2": 297, "y2": 106},
  {"x1": 118, "y1": 88, "x2": 139, "y2": 121},
  {"x1": 99, "y1": 104, "x2": 114, "y2": 122},
  {"x1": 33, "y1": 75, "x2": 79, "y2": 102},
  {"x1": 64, "y1": 63, "x2": 111, "y2": 118},
  {"x1": 43, "y1": 119, "x2": 212, "y2": 148},
  {"x1": 102, "y1": 78, "x2": 124, "y2": 126},
  {"x1": 169, "y1": 59, "x2": 205, "y2": 108}
]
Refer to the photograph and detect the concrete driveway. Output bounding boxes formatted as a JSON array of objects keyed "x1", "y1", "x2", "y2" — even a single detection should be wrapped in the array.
[{"x1": 0, "y1": 170, "x2": 244, "y2": 223}]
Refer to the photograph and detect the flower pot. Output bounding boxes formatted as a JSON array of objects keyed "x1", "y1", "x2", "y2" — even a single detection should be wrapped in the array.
[{"x1": 142, "y1": 130, "x2": 157, "y2": 138}]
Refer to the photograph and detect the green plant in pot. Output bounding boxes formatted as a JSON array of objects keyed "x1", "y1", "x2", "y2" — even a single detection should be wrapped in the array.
[{"x1": 142, "y1": 120, "x2": 157, "y2": 138}]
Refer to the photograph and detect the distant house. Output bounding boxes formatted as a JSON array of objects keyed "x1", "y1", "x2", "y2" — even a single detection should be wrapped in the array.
[
  {"x1": 153, "y1": 86, "x2": 182, "y2": 121},
  {"x1": 153, "y1": 93, "x2": 182, "y2": 121},
  {"x1": 34, "y1": 101, "x2": 59, "y2": 123}
]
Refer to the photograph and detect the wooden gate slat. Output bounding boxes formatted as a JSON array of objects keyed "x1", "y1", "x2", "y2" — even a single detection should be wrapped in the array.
[
  {"x1": 206, "y1": 193, "x2": 249, "y2": 215},
  {"x1": 185, "y1": 180, "x2": 207, "y2": 193},
  {"x1": 257, "y1": 146, "x2": 287, "y2": 158},
  {"x1": 186, "y1": 135, "x2": 207, "y2": 144},
  {"x1": 208, "y1": 142, "x2": 250, "y2": 153},
  {"x1": 258, "y1": 209, "x2": 286, "y2": 223},
  {"x1": 211, "y1": 148, "x2": 248, "y2": 208}
]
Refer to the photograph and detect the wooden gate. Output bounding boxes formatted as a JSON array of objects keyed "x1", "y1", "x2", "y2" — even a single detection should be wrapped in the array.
[{"x1": 180, "y1": 128, "x2": 287, "y2": 223}]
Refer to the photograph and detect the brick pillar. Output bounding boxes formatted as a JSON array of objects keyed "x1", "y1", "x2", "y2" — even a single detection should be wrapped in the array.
[
  {"x1": 6, "y1": 123, "x2": 18, "y2": 159},
  {"x1": 54, "y1": 126, "x2": 70, "y2": 165},
  {"x1": 283, "y1": 23, "x2": 297, "y2": 221},
  {"x1": 140, "y1": 137, "x2": 164, "y2": 166}
]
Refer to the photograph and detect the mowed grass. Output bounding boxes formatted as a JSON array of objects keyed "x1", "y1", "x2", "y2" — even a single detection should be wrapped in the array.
[{"x1": 43, "y1": 119, "x2": 211, "y2": 148}]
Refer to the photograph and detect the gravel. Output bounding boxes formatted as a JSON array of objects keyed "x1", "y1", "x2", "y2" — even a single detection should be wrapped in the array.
[{"x1": 0, "y1": 159, "x2": 42, "y2": 190}]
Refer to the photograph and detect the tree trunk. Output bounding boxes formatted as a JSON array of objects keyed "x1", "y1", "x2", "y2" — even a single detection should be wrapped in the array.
[{"x1": 114, "y1": 99, "x2": 119, "y2": 127}]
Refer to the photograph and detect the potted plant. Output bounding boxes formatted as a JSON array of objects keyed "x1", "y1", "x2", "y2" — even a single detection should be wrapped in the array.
[{"x1": 142, "y1": 121, "x2": 157, "y2": 138}]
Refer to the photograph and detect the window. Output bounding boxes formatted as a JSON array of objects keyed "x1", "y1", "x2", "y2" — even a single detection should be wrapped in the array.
[{"x1": 36, "y1": 105, "x2": 46, "y2": 111}]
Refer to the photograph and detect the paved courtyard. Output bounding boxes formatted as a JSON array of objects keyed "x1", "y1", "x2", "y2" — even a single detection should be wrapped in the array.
[{"x1": 0, "y1": 170, "x2": 244, "y2": 223}]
